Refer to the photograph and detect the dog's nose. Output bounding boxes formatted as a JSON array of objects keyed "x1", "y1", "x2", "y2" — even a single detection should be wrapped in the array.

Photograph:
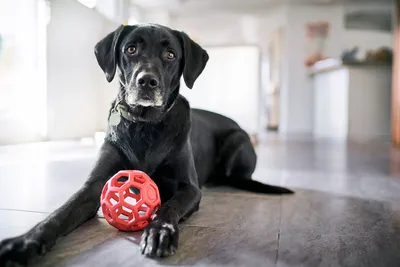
[{"x1": 137, "y1": 73, "x2": 159, "y2": 89}]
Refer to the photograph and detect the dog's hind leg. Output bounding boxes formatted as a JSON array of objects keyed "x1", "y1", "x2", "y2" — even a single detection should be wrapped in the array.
[{"x1": 218, "y1": 130, "x2": 293, "y2": 194}]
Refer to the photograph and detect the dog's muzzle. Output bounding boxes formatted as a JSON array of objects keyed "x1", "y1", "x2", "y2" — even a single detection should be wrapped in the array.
[{"x1": 126, "y1": 71, "x2": 164, "y2": 107}]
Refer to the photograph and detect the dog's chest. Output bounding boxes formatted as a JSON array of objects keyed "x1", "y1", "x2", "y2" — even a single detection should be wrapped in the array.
[{"x1": 108, "y1": 122, "x2": 174, "y2": 173}]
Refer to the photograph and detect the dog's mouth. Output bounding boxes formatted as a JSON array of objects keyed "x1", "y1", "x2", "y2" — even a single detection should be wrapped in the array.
[
  {"x1": 134, "y1": 100, "x2": 163, "y2": 107},
  {"x1": 125, "y1": 91, "x2": 164, "y2": 108},
  {"x1": 127, "y1": 105, "x2": 163, "y2": 122}
]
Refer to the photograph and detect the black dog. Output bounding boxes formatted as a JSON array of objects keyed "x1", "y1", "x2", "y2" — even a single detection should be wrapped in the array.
[{"x1": 0, "y1": 23, "x2": 293, "y2": 266}]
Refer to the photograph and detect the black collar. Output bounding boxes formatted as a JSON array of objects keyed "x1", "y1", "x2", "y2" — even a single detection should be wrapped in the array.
[
  {"x1": 115, "y1": 104, "x2": 136, "y2": 122},
  {"x1": 111, "y1": 85, "x2": 180, "y2": 125}
]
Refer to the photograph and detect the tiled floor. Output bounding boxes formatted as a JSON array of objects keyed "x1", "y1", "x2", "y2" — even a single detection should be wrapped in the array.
[{"x1": 0, "y1": 137, "x2": 400, "y2": 267}]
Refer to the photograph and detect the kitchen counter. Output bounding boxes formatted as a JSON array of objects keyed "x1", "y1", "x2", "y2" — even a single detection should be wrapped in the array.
[{"x1": 311, "y1": 59, "x2": 392, "y2": 140}]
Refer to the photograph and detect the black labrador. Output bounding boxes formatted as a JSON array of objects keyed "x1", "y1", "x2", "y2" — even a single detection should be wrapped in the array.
[{"x1": 0, "y1": 23, "x2": 293, "y2": 266}]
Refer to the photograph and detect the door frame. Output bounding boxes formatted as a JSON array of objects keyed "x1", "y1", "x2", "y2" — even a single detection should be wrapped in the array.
[{"x1": 392, "y1": 0, "x2": 400, "y2": 146}]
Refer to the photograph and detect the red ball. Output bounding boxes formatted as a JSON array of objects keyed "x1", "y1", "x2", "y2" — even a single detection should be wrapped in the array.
[{"x1": 100, "y1": 170, "x2": 161, "y2": 231}]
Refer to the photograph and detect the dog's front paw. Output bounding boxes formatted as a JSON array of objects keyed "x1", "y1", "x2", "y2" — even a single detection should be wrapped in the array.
[
  {"x1": 0, "y1": 236, "x2": 43, "y2": 267},
  {"x1": 140, "y1": 220, "x2": 178, "y2": 258}
]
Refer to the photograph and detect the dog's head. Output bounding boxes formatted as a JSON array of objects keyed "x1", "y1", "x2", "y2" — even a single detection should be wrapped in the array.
[{"x1": 94, "y1": 24, "x2": 209, "y2": 122}]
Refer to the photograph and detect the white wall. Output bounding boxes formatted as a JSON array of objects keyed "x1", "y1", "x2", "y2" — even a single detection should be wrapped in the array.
[
  {"x1": 344, "y1": 29, "x2": 393, "y2": 50},
  {"x1": 281, "y1": 5, "x2": 344, "y2": 134},
  {"x1": 168, "y1": 6, "x2": 287, "y2": 134},
  {"x1": 141, "y1": 10, "x2": 171, "y2": 25},
  {"x1": 171, "y1": 13, "x2": 251, "y2": 46},
  {"x1": 180, "y1": 46, "x2": 261, "y2": 134},
  {"x1": 96, "y1": 0, "x2": 132, "y2": 24},
  {"x1": 170, "y1": 6, "x2": 287, "y2": 50},
  {"x1": 46, "y1": 0, "x2": 118, "y2": 140}
]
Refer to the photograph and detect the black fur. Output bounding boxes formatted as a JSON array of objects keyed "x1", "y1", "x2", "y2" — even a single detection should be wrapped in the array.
[{"x1": 0, "y1": 23, "x2": 293, "y2": 266}]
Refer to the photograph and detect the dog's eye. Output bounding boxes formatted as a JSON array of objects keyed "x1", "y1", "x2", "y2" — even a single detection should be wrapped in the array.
[
  {"x1": 166, "y1": 51, "x2": 175, "y2": 60},
  {"x1": 126, "y1": 46, "x2": 136, "y2": 54}
]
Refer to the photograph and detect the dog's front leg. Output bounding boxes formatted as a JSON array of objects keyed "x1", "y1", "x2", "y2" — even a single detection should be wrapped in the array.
[
  {"x1": 140, "y1": 141, "x2": 202, "y2": 258},
  {"x1": 0, "y1": 141, "x2": 128, "y2": 267}
]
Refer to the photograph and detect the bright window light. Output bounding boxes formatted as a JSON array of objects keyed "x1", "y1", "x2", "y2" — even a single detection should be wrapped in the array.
[{"x1": 77, "y1": 0, "x2": 96, "y2": 8}]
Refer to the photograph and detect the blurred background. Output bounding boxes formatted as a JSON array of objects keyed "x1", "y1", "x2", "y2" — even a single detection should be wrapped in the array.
[{"x1": 0, "y1": 0, "x2": 396, "y2": 146}]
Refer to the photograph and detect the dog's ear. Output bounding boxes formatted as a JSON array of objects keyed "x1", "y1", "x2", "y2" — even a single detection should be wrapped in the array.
[
  {"x1": 94, "y1": 25, "x2": 130, "y2": 83},
  {"x1": 178, "y1": 32, "x2": 209, "y2": 89}
]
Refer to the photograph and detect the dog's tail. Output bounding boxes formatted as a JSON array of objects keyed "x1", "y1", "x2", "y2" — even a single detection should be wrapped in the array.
[{"x1": 229, "y1": 178, "x2": 294, "y2": 195}]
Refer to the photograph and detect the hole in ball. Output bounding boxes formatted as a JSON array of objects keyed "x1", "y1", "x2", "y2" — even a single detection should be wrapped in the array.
[
  {"x1": 122, "y1": 206, "x2": 132, "y2": 213},
  {"x1": 118, "y1": 213, "x2": 129, "y2": 221},
  {"x1": 117, "y1": 176, "x2": 129, "y2": 183},
  {"x1": 125, "y1": 196, "x2": 137, "y2": 205},
  {"x1": 129, "y1": 186, "x2": 140, "y2": 195},
  {"x1": 139, "y1": 211, "x2": 146, "y2": 217},
  {"x1": 110, "y1": 198, "x2": 118, "y2": 206},
  {"x1": 139, "y1": 204, "x2": 150, "y2": 217}
]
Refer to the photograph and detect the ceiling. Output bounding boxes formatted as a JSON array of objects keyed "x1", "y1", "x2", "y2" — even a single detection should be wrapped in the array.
[
  {"x1": 131, "y1": 0, "x2": 394, "y2": 14},
  {"x1": 130, "y1": 0, "x2": 394, "y2": 32}
]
